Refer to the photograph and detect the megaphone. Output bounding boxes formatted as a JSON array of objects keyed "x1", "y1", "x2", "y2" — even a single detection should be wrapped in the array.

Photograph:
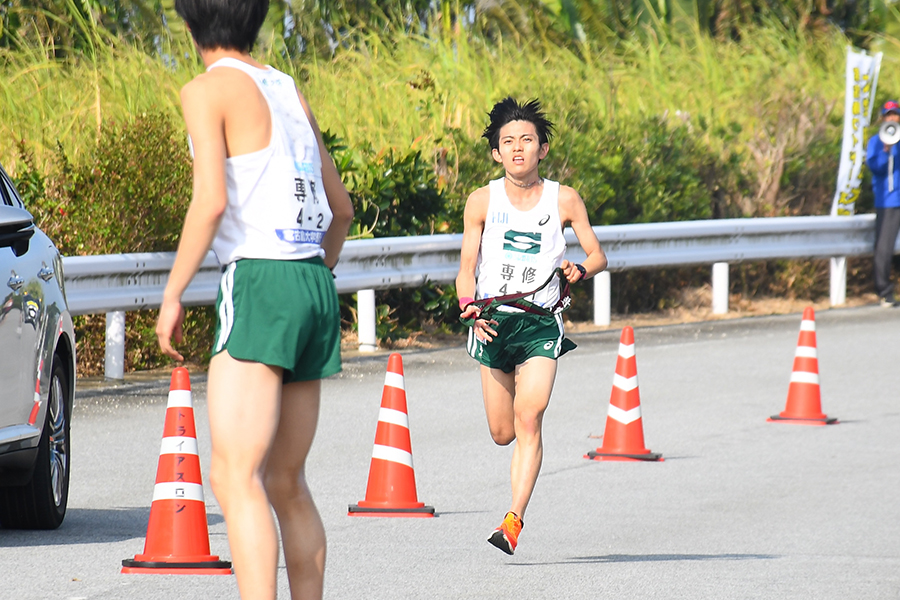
[{"x1": 879, "y1": 121, "x2": 900, "y2": 145}]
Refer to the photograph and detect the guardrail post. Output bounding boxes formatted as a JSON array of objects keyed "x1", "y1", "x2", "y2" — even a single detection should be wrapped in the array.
[
  {"x1": 830, "y1": 257, "x2": 847, "y2": 306},
  {"x1": 357, "y1": 289, "x2": 377, "y2": 352},
  {"x1": 593, "y1": 271, "x2": 611, "y2": 326},
  {"x1": 105, "y1": 311, "x2": 125, "y2": 380},
  {"x1": 712, "y1": 262, "x2": 729, "y2": 315}
]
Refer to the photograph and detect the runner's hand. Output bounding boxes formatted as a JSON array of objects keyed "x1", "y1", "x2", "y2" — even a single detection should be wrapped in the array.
[
  {"x1": 473, "y1": 317, "x2": 498, "y2": 342},
  {"x1": 156, "y1": 298, "x2": 186, "y2": 362},
  {"x1": 460, "y1": 303, "x2": 481, "y2": 320},
  {"x1": 461, "y1": 304, "x2": 498, "y2": 342},
  {"x1": 561, "y1": 259, "x2": 584, "y2": 283}
]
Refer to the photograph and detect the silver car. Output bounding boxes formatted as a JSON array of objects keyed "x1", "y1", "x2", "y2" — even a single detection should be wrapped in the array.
[{"x1": 0, "y1": 163, "x2": 76, "y2": 529}]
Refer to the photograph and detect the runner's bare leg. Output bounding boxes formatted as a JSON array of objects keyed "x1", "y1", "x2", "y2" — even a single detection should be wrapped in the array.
[
  {"x1": 207, "y1": 351, "x2": 282, "y2": 599},
  {"x1": 265, "y1": 379, "x2": 326, "y2": 600},
  {"x1": 481, "y1": 357, "x2": 557, "y2": 518}
]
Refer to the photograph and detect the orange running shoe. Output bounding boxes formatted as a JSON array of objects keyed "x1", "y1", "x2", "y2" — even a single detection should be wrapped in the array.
[{"x1": 488, "y1": 511, "x2": 523, "y2": 555}]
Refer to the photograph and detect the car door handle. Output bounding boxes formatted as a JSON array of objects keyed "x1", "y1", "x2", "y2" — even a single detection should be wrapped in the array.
[
  {"x1": 7, "y1": 274, "x2": 23, "y2": 291},
  {"x1": 38, "y1": 266, "x2": 54, "y2": 281}
]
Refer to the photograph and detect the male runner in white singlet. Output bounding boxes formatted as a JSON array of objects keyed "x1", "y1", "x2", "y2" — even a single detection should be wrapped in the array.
[
  {"x1": 156, "y1": 1, "x2": 354, "y2": 598},
  {"x1": 456, "y1": 97, "x2": 607, "y2": 555}
]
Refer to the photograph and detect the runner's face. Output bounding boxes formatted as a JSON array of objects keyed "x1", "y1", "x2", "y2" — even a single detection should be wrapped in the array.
[{"x1": 492, "y1": 120, "x2": 548, "y2": 179}]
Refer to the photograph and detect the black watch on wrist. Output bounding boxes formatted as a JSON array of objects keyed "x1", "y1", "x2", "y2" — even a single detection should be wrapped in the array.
[{"x1": 575, "y1": 263, "x2": 587, "y2": 280}]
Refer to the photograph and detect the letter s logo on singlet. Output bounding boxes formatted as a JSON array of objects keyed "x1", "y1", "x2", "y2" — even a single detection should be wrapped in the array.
[{"x1": 503, "y1": 230, "x2": 542, "y2": 254}]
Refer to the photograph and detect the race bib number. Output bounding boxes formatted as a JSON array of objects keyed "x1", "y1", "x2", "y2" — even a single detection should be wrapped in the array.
[{"x1": 276, "y1": 167, "x2": 330, "y2": 244}]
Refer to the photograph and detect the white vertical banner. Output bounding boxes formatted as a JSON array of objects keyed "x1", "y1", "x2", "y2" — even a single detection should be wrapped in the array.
[{"x1": 831, "y1": 46, "x2": 882, "y2": 216}]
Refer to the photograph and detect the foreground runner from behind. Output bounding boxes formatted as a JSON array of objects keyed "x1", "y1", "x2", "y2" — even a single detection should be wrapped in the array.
[
  {"x1": 456, "y1": 97, "x2": 607, "y2": 555},
  {"x1": 156, "y1": 1, "x2": 354, "y2": 598}
]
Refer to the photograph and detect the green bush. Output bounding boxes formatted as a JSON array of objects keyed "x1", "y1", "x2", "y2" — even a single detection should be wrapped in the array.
[
  {"x1": 325, "y1": 131, "x2": 447, "y2": 238},
  {"x1": 14, "y1": 112, "x2": 207, "y2": 375},
  {"x1": 16, "y1": 112, "x2": 192, "y2": 255},
  {"x1": 551, "y1": 115, "x2": 743, "y2": 224}
]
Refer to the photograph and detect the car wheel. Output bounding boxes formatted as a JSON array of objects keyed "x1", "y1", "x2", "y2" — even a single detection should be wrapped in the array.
[{"x1": 0, "y1": 354, "x2": 71, "y2": 529}]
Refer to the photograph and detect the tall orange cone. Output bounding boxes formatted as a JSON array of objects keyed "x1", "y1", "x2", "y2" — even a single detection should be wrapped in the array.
[
  {"x1": 585, "y1": 327, "x2": 663, "y2": 462},
  {"x1": 122, "y1": 368, "x2": 232, "y2": 574},
  {"x1": 349, "y1": 353, "x2": 434, "y2": 517},
  {"x1": 768, "y1": 307, "x2": 838, "y2": 425}
]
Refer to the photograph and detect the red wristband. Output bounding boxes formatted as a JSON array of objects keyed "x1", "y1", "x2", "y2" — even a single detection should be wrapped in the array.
[{"x1": 459, "y1": 296, "x2": 474, "y2": 310}]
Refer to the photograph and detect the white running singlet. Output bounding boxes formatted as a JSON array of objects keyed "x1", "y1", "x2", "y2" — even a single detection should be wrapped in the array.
[
  {"x1": 476, "y1": 178, "x2": 567, "y2": 310},
  {"x1": 205, "y1": 57, "x2": 333, "y2": 265}
]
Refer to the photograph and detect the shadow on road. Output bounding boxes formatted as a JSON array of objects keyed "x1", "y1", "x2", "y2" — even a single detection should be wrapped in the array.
[
  {"x1": 0, "y1": 507, "x2": 224, "y2": 547},
  {"x1": 512, "y1": 553, "x2": 779, "y2": 566}
]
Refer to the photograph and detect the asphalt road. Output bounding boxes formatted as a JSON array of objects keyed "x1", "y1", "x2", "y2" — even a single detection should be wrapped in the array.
[{"x1": 1, "y1": 305, "x2": 899, "y2": 599}]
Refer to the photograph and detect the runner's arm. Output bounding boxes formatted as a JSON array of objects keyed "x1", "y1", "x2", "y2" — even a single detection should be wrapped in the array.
[
  {"x1": 157, "y1": 79, "x2": 229, "y2": 360},
  {"x1": 455, "y1": 188, "x2": 488, "y2": 317},
  {"x1": 559, "y1": 186, "x2": 607, "y2": 283},
  {"x1": 297, "y1": 91, "x2": 354, "y2": 269},
  {"x1": 456, "y1": 188, "x2": 498, "y2": 341}
]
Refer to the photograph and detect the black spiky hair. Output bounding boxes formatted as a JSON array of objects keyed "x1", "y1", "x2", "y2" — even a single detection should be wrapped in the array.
[{"x1": 482, "y1": 97, "x2": 555, "y2": 151}]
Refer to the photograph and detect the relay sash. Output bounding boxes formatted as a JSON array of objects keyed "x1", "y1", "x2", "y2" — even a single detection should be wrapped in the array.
[{"x1": 459, "y1": 268, "x2": 571, "y2": 328}]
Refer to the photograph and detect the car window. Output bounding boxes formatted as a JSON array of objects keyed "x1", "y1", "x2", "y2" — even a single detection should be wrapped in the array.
[
  {"x1": 0, "y1": 173, "x2": 10, "y2": 207},
  {"x1": 0, "y1": 173, "x2": 24, "y2": 209}
]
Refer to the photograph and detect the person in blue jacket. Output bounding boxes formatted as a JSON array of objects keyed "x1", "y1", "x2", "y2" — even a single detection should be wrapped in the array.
[{"x1": 866, "y1": 100, "x2": 900, "y2": 306}]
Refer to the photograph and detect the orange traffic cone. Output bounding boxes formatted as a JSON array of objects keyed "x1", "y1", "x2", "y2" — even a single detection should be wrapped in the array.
[
  {"x1": 585, "y1": 327, "x2": 663, "y2": 462},
  {"x1": 768, "y1": 307, "x2": 838, "y2": 425},
  {"x1": 122, "y1": 368, "x2": 232, "y2": 574},
  {"x1": 349, "y1": 353, "x2": 434, "y2": 517}
]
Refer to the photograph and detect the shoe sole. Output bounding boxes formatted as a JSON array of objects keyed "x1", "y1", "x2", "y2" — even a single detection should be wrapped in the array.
[{"x1": 488, "y1": 530, "x2": 514, "y2": 555}]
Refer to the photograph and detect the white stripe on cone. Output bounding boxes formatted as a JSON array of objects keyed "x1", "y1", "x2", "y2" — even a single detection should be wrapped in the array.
[
  {"x1": 166, "y1": 389, "x2": 193, "y2": 408},
  {"x1": 613, "y1": 373, "x2": 638, "y2": 392},
  {"x1": 372, "y1": 444, "x2": 414, "y2": 469},
  {"x1": 608, "y1": 404, "x2": 642, "y2": 425},
  {"x1": 152, "y1": 482, "x2": 205, "y2": 502},
  {"x1": 159, "y1": 437, "x2": 199, "y2": 456},
  {"x1": 384, "y1": 372, "x2": 405, "y2": 390},
  {"x1": 800, "y1": 320, "x2": 816, "y2": 331},
  {"x1": 794, "y1": 346, "x2": 817, "y2": 358},
  {"x1": 790, "y1": 371, "x2": 820, "y2": 385},
  {"x1": 378, "y1": 407, "x2": 410, "y2": 428},
  {"x1": 618, "y1": 343, "x2": 635, "y2": 359}
]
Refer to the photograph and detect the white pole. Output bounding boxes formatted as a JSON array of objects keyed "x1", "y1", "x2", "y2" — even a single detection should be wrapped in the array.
[
  {"x1": 712, "y1": 262, "x2": 729, "y2": 315},
  {"x1": 593, "y1": 271, "x2": 611, "y2": 326},
  {"x1": 830, "y1": 257, "x2": 847, "y2": 306},
  {"x1": 357, "y1": 289, "x2": 377, "y2": 352},
  {"x1": 105, "y1": 311, "x2": 125, "y2": 380}
]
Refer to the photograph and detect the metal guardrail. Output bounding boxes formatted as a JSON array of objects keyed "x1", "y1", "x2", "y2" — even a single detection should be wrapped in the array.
[
  {"x1": 63, "y1": 214, "x2": 879, "y2": 315},
  {"x1": 62, "y1": 214, "x2": 887, "y2": 378},
  {"x1": 585, "y1": 214, "x2": 877, "y2": 268},
  {"x1": 63, "y1": 252, "x2": 222, "y2": 316}
]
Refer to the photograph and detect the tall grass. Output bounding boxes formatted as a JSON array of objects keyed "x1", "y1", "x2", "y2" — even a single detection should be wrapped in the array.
[
  {"x1": 297, "y1": 25, "x2": 852, "y2": 202},
  {"x1": 0, "y1": 21, "x2": 892, "y2": 203},
  {"x1": 0, "y1": 41, "x2": 192, "y2": 172}
]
